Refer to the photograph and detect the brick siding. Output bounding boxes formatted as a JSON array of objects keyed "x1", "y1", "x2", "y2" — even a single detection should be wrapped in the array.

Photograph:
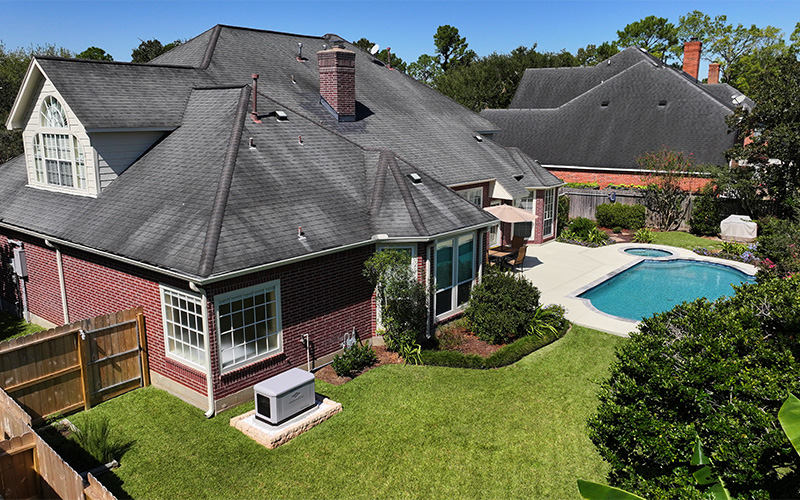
[{"x1": 548, "y1": 169, "x2": 709, "y2": 192}]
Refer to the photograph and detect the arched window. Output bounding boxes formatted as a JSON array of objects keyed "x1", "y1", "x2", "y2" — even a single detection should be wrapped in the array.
[{"x1": 31, "y1": 96, "x2": 87, "y2": 190}]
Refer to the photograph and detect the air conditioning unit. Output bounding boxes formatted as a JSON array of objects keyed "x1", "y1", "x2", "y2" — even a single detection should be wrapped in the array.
[{"x1": 254, "y1": 368, "x2": 315, "y2": 425}]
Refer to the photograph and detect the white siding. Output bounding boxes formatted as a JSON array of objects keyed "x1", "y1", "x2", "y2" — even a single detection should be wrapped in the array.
[
  {"x1": 21, "y1": 78, "x2": 98, "y2": 196},
  {"x1": 91, "y1": 131, "x2": 165, "y2": 189}
]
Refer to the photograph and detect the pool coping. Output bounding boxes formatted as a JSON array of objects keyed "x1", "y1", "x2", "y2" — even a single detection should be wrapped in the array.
[{"x1": 521, "y1": 242, "x2": 757, "y2": 338}]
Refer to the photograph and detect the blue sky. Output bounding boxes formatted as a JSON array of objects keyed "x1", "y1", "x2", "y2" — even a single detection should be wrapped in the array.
[{"x1": 2, "y1": 0, "x2": 798, "y2": 68}]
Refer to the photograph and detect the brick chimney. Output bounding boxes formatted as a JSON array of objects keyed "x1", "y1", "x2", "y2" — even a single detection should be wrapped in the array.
[
  {"x1": 682, "y1": 38, "x2": 702, "y2": 80},
  {"x1": 318, "y1": 45, "x2": 356, "y2": 122},
  {"x1": 708, "y1": 63, "x2": 720, "y2": 84}
]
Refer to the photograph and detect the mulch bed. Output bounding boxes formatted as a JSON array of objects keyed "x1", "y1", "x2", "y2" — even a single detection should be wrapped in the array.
[{"x1": 314, "y1": 330, "x2": 503, "y2": 386}]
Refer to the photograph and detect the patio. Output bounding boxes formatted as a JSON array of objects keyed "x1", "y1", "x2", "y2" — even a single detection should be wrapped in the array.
[{"x1": 519, "y1": 242, "x2": 757, "y2": 337}]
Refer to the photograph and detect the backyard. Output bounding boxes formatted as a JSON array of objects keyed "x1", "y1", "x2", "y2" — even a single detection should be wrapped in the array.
[{"x1": 58, "y1": 326, "x2": 625, "y2": 499}]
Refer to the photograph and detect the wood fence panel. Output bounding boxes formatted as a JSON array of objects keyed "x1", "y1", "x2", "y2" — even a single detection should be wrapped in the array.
[
  {"x1": 0, "y1": 307, "x2": 145, "y2": 421},
  {"x1": 0, "y1": 387, "x2": 31, "y2": 439},
  {"x1": 86, "y1": 472, "x2": 118, "y2": 500},
  {"x1": 0, "y1": 432, "x2": 38, "y2": 499},
  {"x1": 34, "y1": 431, "x2": 85, "y2": 500}
]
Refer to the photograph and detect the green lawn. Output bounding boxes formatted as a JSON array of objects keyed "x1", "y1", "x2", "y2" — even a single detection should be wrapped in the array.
[
  {"x1": 0, "y1": 311, "x2": 44, "y2": 342},
  {"x1": 651, "y1": 231, "x2": 724, "y2": 251},
  {"x1": 64, "y1": 326, "x2": 625, "y2": 500}
]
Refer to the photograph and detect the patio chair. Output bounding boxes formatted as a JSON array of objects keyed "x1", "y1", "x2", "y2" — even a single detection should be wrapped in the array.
[
  {"x1": 503, "y1": 245, "x2": 527, "y2": 273},
  {"x1": 511, "y1": 236, "x2": 525, "y2": 249}
]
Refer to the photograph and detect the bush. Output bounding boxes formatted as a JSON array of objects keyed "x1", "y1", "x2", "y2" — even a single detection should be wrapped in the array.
[
  {"x1": 720, "y1": 241, "x2": 748, "y2": 255},
  {"x1": 589, "y1": 278, "x2": 800, "y2": 499},
  {"x1": 632, "y1": 227, "x2": 654, "y2": 243},
  {"x1": 435, "y1": 318, "x2": 467, "y2": 351},
  {"x1": 463, "y1": 268, "x2": 541, "y2": 344},
  {"x1": 595, "y1": 203, "x2": 645, "y2": 230},
  {"x1": 586, "y1": 227, "x2": 609, "y2": 245},
  {"x1": 71, "y1": 416, "x2": 120, "y2": 464},
  {"x1": 754, "y1": 217, "x2": 800, "y2": 279},
  {"x1": 689, "y1": 189, "x2": 722, "y2": 236},
  {"x1": 568, "y1": 217, "x2": 596, "y2": 239},
  {"x1": 332, "y1": 341, "x2": 378, "y2": 377},
  {"x1": 564, "y1": 182, "x2": 600, "y2": 189},
  {"x1": 612, "y1": 226, "x2": 622, "y2": 234},
  {"x1": 557, "y1": 195, "x2": 570, "y2": 236}
]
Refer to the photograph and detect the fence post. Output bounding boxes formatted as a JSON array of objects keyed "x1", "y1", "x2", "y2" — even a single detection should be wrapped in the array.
[
  {"x1": 77, "y1": 331, "x2": 92, "y2": 410},
  {"x1": 136, "y1": 313, "x2": 150, "y2": 387}
]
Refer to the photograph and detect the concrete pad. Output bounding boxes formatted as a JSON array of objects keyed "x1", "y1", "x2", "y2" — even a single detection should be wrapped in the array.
[
  {"x1": 521, "y1": 242, "x2": 757, "y2": 337},
  {"x1": 230, "y1": 395, "x2": 342, "y2": 449}
]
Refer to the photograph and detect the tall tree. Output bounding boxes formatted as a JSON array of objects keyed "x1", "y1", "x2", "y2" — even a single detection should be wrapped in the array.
[
  {"x1": 575, "y1": 41, "x2": 620, "y2": 66},
  {"x1": 352, "y1": 37, "x2": 407, "y2": 72},
  {"x1": 616, "y1": 16, "x2": 678, "y2": 62},
  {"x1": 131, "y1": 38, "x2": 183, "y2": 63},
  {"x1": 76, "y1": 46, "x2": 113, "y2": 61},
  {"x1": 407, "y1": 53, "x2": 443, "y2": 87},
  {"x1": 433, "y1": 25, "x2": 475, "y2": 72}
]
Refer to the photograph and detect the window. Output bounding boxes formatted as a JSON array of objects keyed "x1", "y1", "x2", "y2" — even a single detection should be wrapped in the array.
[
  {"x1": 543, "y1": 189, "x2": 556, "y2": 238},
  {"x1": 514, "y1": 192, "x2": 536, "y2": 240},
  {"x1": 435, "y1": 233, "x2": 475, "y2": 317},
  {"x1": 216, "y1": 281, "x2": 282, "y2": 372},
  {"x1": 160, "y1": 286, "x2": 206, "y2": 368},
  {"x1": 488, "y1": 224, "x2": 500, "y2": 247},
  {"x1": 31, "y1": 96, "x2": 88, "y2": 190},
  {"x1": 456, "y1": 187, "x2": 483, "y2": 207}
]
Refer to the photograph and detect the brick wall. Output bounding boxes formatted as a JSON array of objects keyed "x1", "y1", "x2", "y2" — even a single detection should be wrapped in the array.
[
  {"x1": 318, "y1": 48, "x2": 356, "y2": 119},
  {"x1": 548, "y1": 169, "x2": 709, "y2": 192}
]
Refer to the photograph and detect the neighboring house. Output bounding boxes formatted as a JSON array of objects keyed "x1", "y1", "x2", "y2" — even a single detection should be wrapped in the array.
[
  {"x1": 481, "y1": 41, "x2": 753, "y2": 190},
  {"x1": 0, "y1": 25, "x2": 562, "y2": 413}
]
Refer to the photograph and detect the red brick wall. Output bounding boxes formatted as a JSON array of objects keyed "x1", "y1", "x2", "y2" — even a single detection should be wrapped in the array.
[
  {"x1": 683, "y1": 40, "x2": 702, "y2": 80},
  {"x1": 548, "y1": 169, "x2": 709, "y2": 192},
  {"x1": 18, "y1": 240, "x2": 64, "y2": 325},
  {"x1": 318, "y1": 48, "x2": 356, "y2": 118}
]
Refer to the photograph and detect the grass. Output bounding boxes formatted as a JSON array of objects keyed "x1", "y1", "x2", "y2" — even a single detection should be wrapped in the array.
[
  {"x1": 59, "y1": 326, "x2": 626, "y2": 500},
  {"x1": 651, "y1": 231, "x2": 724, "y2": 252},
  {"x1": 0, "y1": 311, "x2": 44, "y2": 342}
]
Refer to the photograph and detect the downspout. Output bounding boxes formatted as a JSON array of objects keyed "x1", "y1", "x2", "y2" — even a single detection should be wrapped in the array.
[
  {"x1": 44, "y1": 240, "x2": 69, "y2": 324},
  {"x1": 189, "y1": 282, "x2": 215, "y2": 418},
  {"x1": 425, "y1": 242, "x2": 434, "y2": 338}
]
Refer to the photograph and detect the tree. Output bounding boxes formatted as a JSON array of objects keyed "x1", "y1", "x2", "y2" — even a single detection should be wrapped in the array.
[
  {"x1": 433, "y1": 24, "x2": 475, "y2": 72},
  {"x1": 76, "y1": 46, "x2": 113, "y2": 61},
  {"x1": 352, "y1": 37, "x2": 406, "y2": 72},
  {"x1": 589, "y1": 277, "x2": 800, "y2": 499},
  {"x1": 637, "y1": 148, "x2": 694, "y2": 231},
  {"x1": 724, "y1": 55, "x2": 800, "y2": 218},
  {"x1": 616, "y1": 16, "x2": 678, "y2": 62},
  {"x1": 407, "y1": 53, "x2": 443, "y2": 87},
  {"x1": 131, "y1": 38, "x2": 183, "y2": 63},
  {"x1": 0, "y1": 43, "x2": 72, "y2": 164},
  {"x1": 575, "y1": 42, "x2": 620, "y2": 66}
]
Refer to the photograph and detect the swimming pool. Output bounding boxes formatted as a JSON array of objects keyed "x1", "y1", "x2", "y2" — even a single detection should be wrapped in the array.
[
  {"x1": 624, "y1": 248, "x2": 674, "y2": 257},
  {"x1": 578, "y1": 259, "x2": 756, "y2": 321}
]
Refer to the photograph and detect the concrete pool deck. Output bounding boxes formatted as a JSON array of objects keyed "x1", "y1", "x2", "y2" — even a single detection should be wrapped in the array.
[{"x1": 519, "y1": 242, "x2": 757, "y2": 337}]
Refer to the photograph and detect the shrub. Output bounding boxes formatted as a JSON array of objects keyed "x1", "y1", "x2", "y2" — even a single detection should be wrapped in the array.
[
  {"x1": 557, "y1": 195, "x2": 570, "y2": 236},
  {"x1": 689, "y1": 188, "x2": 722, "y2": 236},
  {"x1": 586, "y1": 227, "x2": 609, "y2": 245},
  {"x1": 463, "y1": 268, "x2": 541, "y2": 344},
  {"x1": 71, "y1": 416, "x2": 120, "y2": 464},
  {"x1": 595, "y1": 203, "x2": 645, "y2": 230},
  {"x1": 754, "y1": 217, "x2": 800, "y2": 279},
  {"x1": 564, "y1": 182, "x2": 600, "y2": 189},
  {"x1": 568, "y1": 217, "x2": 596, "y2": 239},
  {"x1": 332, "y1": 341, "x2": 377, "y2": 377},
  {"x1": 589, "y1": 277, "x2": 800, "y2": 499},
  {"x1": 632, "y1": 227, "x2": 654, "y2": 243},
  {"x1": 720, "y1": 241, "x2": 748, "y2": 255},
  {"x1": 612, "y1": 226, "x2": 622, "y2": 234},
  {"x1": 435, "y1": 318, "x2": 466, "y2": 351}
]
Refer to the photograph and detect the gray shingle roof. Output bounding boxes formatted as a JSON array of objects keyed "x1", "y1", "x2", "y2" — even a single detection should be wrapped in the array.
[{"x1": 484, "y1": 47, "x2": 748, "y2": 170}]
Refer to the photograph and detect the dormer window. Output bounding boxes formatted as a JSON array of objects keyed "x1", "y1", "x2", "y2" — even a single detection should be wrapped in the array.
[{"x1": 30, "y1": 96, "x2": 87, "y2": 190}]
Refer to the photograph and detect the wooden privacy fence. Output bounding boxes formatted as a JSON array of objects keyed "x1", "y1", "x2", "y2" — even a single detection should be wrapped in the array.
[
  {"x1": 562, "y1": 188, "x2": 695, "y2": 230},
  {"x1": 0, "y1": 307, "x2": 149, "y2": 422},
  {"x1": 0, "y1": 387, "x2": 116, "y2": 500}
]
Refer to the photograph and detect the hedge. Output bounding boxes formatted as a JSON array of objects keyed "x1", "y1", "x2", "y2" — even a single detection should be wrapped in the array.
[{"x1": 595, "y1": 203, "x2": 645, "y2": 230}]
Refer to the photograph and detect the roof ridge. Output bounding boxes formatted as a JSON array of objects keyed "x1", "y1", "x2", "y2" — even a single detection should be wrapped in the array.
[
  {"x1": 388, "y1": 156, "x2": 428, "y2": 236},
  {"x1": 215, "y1": 24, "x2": 326, "y2": 40},
  {"x1": 200, "y1": 25, "x2": 223, "y2": 69},
  {"x1": 369, "y1": 151, "x2": 390, "y2": 217},
  {"x1": 34, "y1": 55, "x2": 196, "y2": 70},
  {"x1": 197, "y1": 85, "x2": 250, "y2": 277}
]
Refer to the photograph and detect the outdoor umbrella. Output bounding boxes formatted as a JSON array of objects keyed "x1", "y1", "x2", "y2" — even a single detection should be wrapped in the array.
[{"x1": 484, "y1": 204, "x2": 536, "y2": 223}]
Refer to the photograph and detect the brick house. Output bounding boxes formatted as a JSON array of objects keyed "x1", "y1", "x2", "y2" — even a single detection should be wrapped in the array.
[
  {"x1": 481, "y1": 41, "x2": 753, "y2": 191},
  {"x1": 0, "y1": 25, "x2": 562, "y2": 414}
]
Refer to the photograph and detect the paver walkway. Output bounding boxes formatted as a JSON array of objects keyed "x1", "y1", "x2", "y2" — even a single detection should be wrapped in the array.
[{"x1": 519, "y1": 242, "x2": 757, "y2": 337}]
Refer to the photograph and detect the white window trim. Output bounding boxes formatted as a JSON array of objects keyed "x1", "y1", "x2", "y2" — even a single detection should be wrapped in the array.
[
  {"x1": 543, "y1": 188, "x2": 556, "y2": 238},
  {"x1": 434, "y1": 232, "x2": 476, "y2": 320},
  {"x1": 376, "y1": 244, "x2": 418, "y2": 273},
  {"x1": 30, "y1": 96, "x2": 89, "y2": 192},
  {"x1": 456, "y1": 187, "x2": 483, "y2": 207},
  {"x1": 215, "y1": 280, "x2": 283, "y2": 374},
  {"x1": 159, "y1": 284, "x2": 207, "y2": 370}
]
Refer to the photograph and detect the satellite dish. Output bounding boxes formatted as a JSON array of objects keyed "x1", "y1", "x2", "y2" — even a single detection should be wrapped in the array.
[
  {"x1": 732, "y1": 95, "x2": 746, "y2": 105},
  {"x1": 370, "y1": 44, "x2": 380, "y2": 55}
]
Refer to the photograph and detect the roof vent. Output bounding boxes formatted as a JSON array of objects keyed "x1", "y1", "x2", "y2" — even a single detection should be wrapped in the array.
[
  {"x1": 249, "y1": 137, "x2": 256, "y2": 149},
  {"x1": 276, "y1": 110, "x2": 288, "y2": 122},
  {"x1": 297, "y1": 42, "x2": 304, "y2": 61},
  {"x1": 474, "y1": 134, "x2": 483, "y2": 142},
  {"x1": 658, "y1": 100, "x2": 667, "y2": 107},
  {"x1": 407, "y1": 173, "x2": 422, "y2": 184},
  {"x1": 601, "y1": 101, "x2": 609, "y2": 107},
  {"x1": 513, "y1": 174, "x2": 524, "y2": 181}
]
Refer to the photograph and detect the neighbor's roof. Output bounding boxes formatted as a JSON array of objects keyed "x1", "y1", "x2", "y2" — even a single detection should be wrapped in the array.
[
  {"x1": 484, "y1": 47, "x2": 750, "y2": 169},
  {"x1": 2, "y1": 25, "x2": 544, "y2": 280}
]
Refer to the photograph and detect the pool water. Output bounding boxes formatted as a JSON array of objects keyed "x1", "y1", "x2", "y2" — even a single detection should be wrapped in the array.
[
  {"x1": 579, "y1": 259, "x2": 756, "y2": 321},
  {"x1": 624, "y1": 248, "x2": 673, "y2": 257}
]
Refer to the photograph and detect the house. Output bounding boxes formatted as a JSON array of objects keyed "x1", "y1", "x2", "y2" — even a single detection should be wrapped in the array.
[
  {"x1": 0, "y1": 25, "x2": 562, "y2": 413},
  {"x1": 481, "y1": 41, "x2": 753, "y2": 190}
]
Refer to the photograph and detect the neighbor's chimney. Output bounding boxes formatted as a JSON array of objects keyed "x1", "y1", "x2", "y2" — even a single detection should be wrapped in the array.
[
  {"x1": 682, "y1": 38, "x2": 702, "y2": 80},
  {"x1": 386, "y1": 47, "x2": 393, "y2": 70},
  {"x1": 708, "y1": 63, "x2": 720, "y2": 84},
  {"x1": 317, "y1": 43, "x2": 356, "y2": 122},
  {"x1": 251, "y1": 74, "x2": 260, "y2": 123}
]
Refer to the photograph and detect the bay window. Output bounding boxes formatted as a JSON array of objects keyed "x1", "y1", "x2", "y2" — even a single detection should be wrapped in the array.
[{"x1": 435, "y1": 233, "x2": 475, "y2": 317}]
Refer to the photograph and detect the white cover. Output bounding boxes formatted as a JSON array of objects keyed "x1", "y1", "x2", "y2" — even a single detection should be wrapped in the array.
[{"x1": 720, "y1": 215, "x2": 757, "y2": 242}]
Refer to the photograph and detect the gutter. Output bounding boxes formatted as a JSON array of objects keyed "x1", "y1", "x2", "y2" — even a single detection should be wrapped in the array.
[{"x1": 189, "y1": 281, "x2": 215, "y2": 418}]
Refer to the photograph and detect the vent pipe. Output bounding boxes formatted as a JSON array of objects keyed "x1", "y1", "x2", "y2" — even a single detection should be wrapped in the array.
[
  {"x1": 386, "y1": 47, "x2": 393, "y2": 70},
  {"x1": 251, "y1": 74, "x2": 261, "y2": 123}
]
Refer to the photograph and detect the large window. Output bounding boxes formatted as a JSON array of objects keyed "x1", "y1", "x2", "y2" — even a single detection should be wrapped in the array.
[
  {"x1": 543, "y1": 189, "x2": 556, "y2": 238},
  {"x1": 31, "y1": 96, "x2": 87, "y2": 190},
  {"x1": 216, "y1": 281, "x2": 282, "y2": 372},
  {"x1": 160, "y1": 286, "x2": 206, "y2": 368},
  {"x1": 514, "y1": 192, "x2": 536, "y2": 239},
  {"x1": 456, "y1": 187, "x2": 483, "y2": 207},
  {"x1": 435, "y1": 233, "x2": 475, "y2": 317}
]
